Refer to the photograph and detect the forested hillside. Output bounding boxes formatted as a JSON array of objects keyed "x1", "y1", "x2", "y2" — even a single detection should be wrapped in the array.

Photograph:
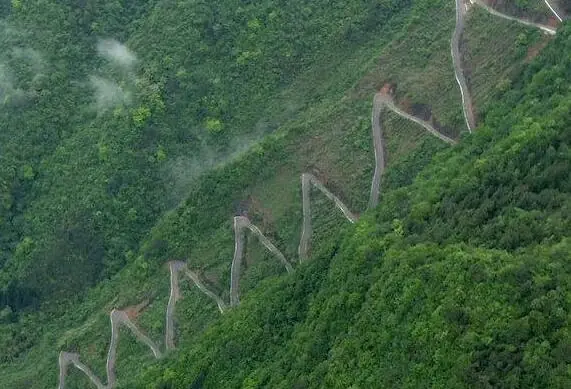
[
  {"x1": 0, "y1": 0, "x2": 411, "y2": 309},
  {"x1": 138, "y1": 25, "x2": 571, "y2": 388},
  {"x1": 0, "y1": 0, "x2": 569, "y2": 388}
]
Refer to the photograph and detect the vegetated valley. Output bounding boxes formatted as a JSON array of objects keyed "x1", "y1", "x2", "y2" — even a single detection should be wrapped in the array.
[{"x1": 0, "y1": 0, "x2": 570, "y2": 388}]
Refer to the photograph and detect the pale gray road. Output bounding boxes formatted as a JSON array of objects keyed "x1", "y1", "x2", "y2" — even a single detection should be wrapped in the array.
[
  {"x1": 452, "y1": 0, "x2": 477, "y2": 132},
  {"x1": 474, "y1": 0, "x2": 556, "y2": 34},
  {"x1": 544, "y1": 0, "x2": 564, "y2": 22},
  {"x1": 105, "y1": 310, "x2": 162, "y2": 388},
  {"x1": 298, "y1": 173, "x2": 359, "y2": 261},
  {"x1": 230, "y1": 216, "x2": 293, "y2": 306},
  {"x1": 167, "y1": 261, "x2": 226, "y2": 349},
  {"x1": 58, "y1": 352, "x2": 105, "y2": 389},
  {"x1": 369, "y1": 93, "x2": 387, "y2": 210},
  {"x1": 165, "y1": 261, "x2": 185, "y2": 350},
  {"x1": 369, "y1": 93, "x2": 457, "y2": 209},
  {"x1": 184, "y1": 267, "x2": 227, "y2": 313}
]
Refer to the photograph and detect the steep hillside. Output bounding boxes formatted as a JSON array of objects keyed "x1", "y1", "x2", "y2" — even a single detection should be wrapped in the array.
[
  {"x1": 0, "y1": 0, "x2": 569, "y2": 388},
  {"x1": 136, "y1": 25, "x2": 571, "y2": 388},
  {"x1": 0, "y1": 0, "x2": 416, "y2": 309},
  {"x1": 2, "y1": 0, "x2": 451, "y2": 385}
]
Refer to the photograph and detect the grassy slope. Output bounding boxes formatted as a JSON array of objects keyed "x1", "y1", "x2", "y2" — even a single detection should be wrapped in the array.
[
  {"x1": 463, "y1": 5, "x2": 545, "y2": 121},
  {"x1": 0, "y1": 1, "x2": 557, "y2": 388}
]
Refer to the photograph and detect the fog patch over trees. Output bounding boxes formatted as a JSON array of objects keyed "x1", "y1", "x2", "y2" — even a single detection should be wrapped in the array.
[
  {"x1": 89, "y1": 75, "x2": 132, "y2": 112},
  {"x1": 96, "y1": 39, "x2": 137, "y2": 69},
  {"x1": 88, "y1": 39, "x2": 140, "y2": 113}
]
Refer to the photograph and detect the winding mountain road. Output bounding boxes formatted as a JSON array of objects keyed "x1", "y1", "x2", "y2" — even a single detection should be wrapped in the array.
[
  {"x1": 58, "y1": 261, "x2": 224, "y2": 389},
  {"x1": 58, "y1": 352, "x2": 105, "y2": 389},
  {"x1": 183, "y1": 267, "x2": 227, "y2": 313},
  {"x1": 58, "y1": 310, "x2": 162, "y2": 389},
  {"x1": 57, "y1": 90, "x2": 454, "y2": 388},
  {"x1": 369, "y1": 93, "x2": 387, "y2": 210},
  {"x1": 56, "y1": 1, "x2": 563, "y2": 387},
  {"x1": 298, "y1": 173, "x2": 359, "y2": 262}
]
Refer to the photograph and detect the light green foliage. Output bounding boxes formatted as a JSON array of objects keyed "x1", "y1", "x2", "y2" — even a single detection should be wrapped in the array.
[
  {"x1": 22, "y1": 165, "x2": 34, "y2": 180},
  {"x1": 156, "y1": 145, "x2": 167, "y2": 162},
  {"x1": 132, "y1": 105, "x2": 151, "y2": 127},
  {"x1": 205, "y1": 117, "x2": 224, "y2": 134}
]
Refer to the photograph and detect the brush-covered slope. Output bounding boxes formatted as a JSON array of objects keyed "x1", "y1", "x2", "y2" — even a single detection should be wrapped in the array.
[{"x1": 135, "y1": 25, "x2": 571, "y2": 389}]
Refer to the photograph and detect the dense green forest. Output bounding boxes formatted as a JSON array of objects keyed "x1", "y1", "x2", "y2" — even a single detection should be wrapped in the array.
[{"x1": 1, "y1": 0, "x2": 570, "y2": 388}]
